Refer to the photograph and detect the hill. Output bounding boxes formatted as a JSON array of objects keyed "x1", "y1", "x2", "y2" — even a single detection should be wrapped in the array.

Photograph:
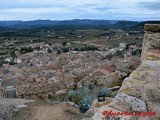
[
  {"x1": 133, "y1": 21, "x2": 160, "y2": 30},
  {"x1": 0, "y1": 20, "x2": 159, "y2": 30}
]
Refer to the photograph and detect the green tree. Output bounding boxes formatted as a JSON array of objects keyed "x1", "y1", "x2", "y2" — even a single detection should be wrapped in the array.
[
  {"x1": 106, "y1": 54, "x2": 112, "y2": 61},
  {"x1": 99, "y1": 87, "x2": 111, "y2": 97},
  {"x1": 27, "y1": 47, "x2": 33, "y2": 52},
  {"x1": 62, "y1": 41, "x2": 67, "y2": 46},
  {"x1": 10, "y1": 51, "x2": 17, "y2": 62},
  {"x1": 47, "y1": 48, "x2": 52, "y2": 53},
  {"x1": 115, "y1": 50, "x2": 123, "y2": 57},
  {"x1": 57, "y1": 50, "x2": 61, "y2": 54}
]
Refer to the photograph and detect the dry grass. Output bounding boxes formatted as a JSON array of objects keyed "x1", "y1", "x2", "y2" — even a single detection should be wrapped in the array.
[
  {"x1": 12, "y1": 102, "x2": 83, "y2": 120},
  {"x1": 64, "y1": 105, "x2": 79, "y2": 114}
]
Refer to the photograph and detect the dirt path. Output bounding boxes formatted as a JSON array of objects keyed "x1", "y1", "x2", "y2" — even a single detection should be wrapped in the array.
[
  {"x1": 31, "y1": 104, "x2": 69, "y2": 120},
  {"x1": 13, "y1": 102, "x2": 83, "y2": 120}
]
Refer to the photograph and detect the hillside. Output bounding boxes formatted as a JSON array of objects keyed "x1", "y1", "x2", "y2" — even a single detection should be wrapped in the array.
[
  {"x1": 133, "y1": 21, "x2": 160, "y2": 30},
  {"x1": 0, "y1": 19, "x2": 158, "y2": 30}
]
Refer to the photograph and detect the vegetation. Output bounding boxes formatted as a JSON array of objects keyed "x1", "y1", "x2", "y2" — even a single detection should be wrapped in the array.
[
  {"x1": 115, "y1": 50, "x2": 124, "y2": 58},
  {"x1": 67, "y1": 85, "x2": 111, "y2": 113},
  {"x1": 99, "y1": 87, "x2": 111, "y2": 97},
  {"x1": 48, "y1": 93, "x2": 68, "y2": 102},
  {"x1": 104, "y1": 54, "x2": 112, "y2": 61},
  {"x1": 19, "y1": 47, "x2": 34, "y2": 54},
  {"x1": 62, "y1": 47, "x2": 69, "y2": 53},
  {"x1": 74, "y1": 46, "x2": 99, "y2": 51},
  {"x1": 0, "y1": 58, "x2": 8, "y2": 66},
  {"x1": 57, "y1": 50, "x2": 61, "y2": 54},
  {"x1": 47, "y1": 48, "x2": 52, "y2": 53},
  {"x1": 10, "y1": 51, "x2": 17, "y2": 62},
  {"x1": 62, "y1": 41, "x2": 67, "y2": 46},
  {"x1": 68, "y1": 94, "x2": 83, "y2": 104}
]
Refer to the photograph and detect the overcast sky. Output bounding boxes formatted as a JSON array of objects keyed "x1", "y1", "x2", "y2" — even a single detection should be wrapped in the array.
[{"x1": 0, "y1": 0, "x2": 160, "y2": 21}]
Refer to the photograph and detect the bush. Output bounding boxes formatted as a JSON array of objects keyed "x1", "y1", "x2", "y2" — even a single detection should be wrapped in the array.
[
  {"x1": 99, "y1": 87, "x2": 111, "y2": 97},
  {"x1": 57, "y1": 50, "x2": 61, "y2": 54},
  {"x1": 62, "y1": 47, "x2": 69, "y2": 53},
  {"x1": 62, "y1": 41, "x2": 67, "y2": 46},
  {"x1": 68, "y1": 94, "x2": 83, "y2": 104},
  {"x1": 47, "y1": 48, "x2": 52, "y2": 53},
  {"x1": 88, "y1": 84, "x2": 94, "y2": 90},
  {"x1": 9, "y1": 61, "x2": 16, "y2": 65},
  {"x1": 115, "y1": 50, "x2": 123, "y2": 58},
  {"x1": 105, "y1": 54, "x2": 112, "y2": 61},
  {"x1": 19, "y1": 47, "x2": 33, "y2": 54},
  {"x1": 34, "y1": 47, "x2": 40, "y2": 51},
  {"x1": 79, "y1": 96, "x2": 93, "y2": 113},
  {"x1": 0, "y1": 59, "x2": 7, "y2": 66},
  {"x1": 48, "y1": 94, "x2": 67, "y2": 102}
]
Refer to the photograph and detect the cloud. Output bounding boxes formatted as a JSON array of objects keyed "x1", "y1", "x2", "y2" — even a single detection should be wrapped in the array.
[
  {"x1": 0, "y1": 0, "x2": 159, "y2": 20},
  {"x1": 139, "y1": 1, "x2": 160, "y2": 10}
]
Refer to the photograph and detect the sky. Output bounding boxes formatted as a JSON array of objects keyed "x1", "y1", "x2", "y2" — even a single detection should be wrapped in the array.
[{"x1": 0, "y1": 0, "x2": 160, "y2": 21}]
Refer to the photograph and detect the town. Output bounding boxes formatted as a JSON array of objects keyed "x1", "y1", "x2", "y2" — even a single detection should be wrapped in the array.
[
  {"x1": 0, "y1": 0, "x2": 160, "y2": 119},
  {"x1": 0, "y1": 27, "x2": 142, "y2": 114}
]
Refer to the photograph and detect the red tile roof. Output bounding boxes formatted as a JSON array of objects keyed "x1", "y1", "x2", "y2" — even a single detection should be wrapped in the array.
[
  {"x1": 46, "y1": 64, "x2": 54, "y2": 70},
  {"x1": 103, "y1": 66, "x2": 114, "y2": 73}
]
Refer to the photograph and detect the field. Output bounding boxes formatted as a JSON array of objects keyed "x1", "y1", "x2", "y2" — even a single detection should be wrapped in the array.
[{"x1": 0, "y1": 28, "x2": 143, "y2": 58}]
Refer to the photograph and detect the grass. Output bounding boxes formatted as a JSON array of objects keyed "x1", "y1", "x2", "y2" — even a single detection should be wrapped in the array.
[{"x1": 48, "y1": 93, "x2": 68, "y2": 102}]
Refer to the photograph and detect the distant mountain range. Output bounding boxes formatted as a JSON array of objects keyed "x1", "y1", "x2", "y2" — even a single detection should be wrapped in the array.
[{"x1": 0, "y1": 19, "x2": 159, "y2": 30}]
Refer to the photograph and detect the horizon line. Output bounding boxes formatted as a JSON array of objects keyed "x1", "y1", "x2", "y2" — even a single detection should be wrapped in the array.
[{"x1": 0, "y1": 19, "x2": 158, "y2": 22}]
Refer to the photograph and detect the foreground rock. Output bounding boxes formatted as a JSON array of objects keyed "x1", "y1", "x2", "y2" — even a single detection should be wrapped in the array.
[
  {"x1": 91, "y1": 24, "x2": 160, "y2": 120},
  {"x1": 0, "y1": 98, "x2": 33, "y2": 120},
  {"x1": 83, "y1": 97, "x2": 113, "y2": 120},
  {"x1": 144, "y1": 24, "x2": 160, "y2": 32}
]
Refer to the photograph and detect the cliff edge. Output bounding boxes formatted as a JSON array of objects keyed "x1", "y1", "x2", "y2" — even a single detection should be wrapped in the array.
[{"x1": 91, "y1": 24, "x2": 160, "y2": 120}]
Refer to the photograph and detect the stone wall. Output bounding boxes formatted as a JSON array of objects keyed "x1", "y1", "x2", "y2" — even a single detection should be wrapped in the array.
[
  {"x1": 90, "y1": 24, "x2": 160, "y2": 120},
  {"x1": 141, "y1": 24, "x2": 160, "y2": 60}
]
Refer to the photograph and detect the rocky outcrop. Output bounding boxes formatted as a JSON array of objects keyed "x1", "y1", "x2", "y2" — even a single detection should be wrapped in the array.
[
  {"x1": 144, "y1": 24, "x2": 160, "y2": 32},
  {"x1": 83, "y1": 97, "x2": 114, "y2": 120},
  {"x1": 91, "y1": 24, "x2": 160, "y2": 120},
  {"x1": 0, "y1": 99, "x2": 33, "y2": 120},
  {"x1": 141, "y1": 24, "x2": 160, "y2": 60}
]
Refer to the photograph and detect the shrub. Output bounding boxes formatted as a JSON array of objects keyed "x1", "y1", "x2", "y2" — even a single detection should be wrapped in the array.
[
  {"x1": 48, "y1": 94, "x2": 67, "y2": 102},
  {"x1": 62, "y1": 41, "x2": 67, "y2": 46},
  {"x1": 68, "y1": 94, "x2": 83, "y2": 104},
  {"x1": 47, "y1": 48, "x2": 52, "y2": 53},
  {"x1": 79, "y1": 96, "x2": 93, "y2": 113},
  {"x1": 99, "y1": 87, "x2": 111, "y2": 97},
  {"x1": 57, "y1": 50, "x2": 61, "y2": 54}
]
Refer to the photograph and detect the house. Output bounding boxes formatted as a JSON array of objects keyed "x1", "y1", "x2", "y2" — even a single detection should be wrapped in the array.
[{"x1": 103, "y1": 66, "x2": 115, "y2": 73}]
